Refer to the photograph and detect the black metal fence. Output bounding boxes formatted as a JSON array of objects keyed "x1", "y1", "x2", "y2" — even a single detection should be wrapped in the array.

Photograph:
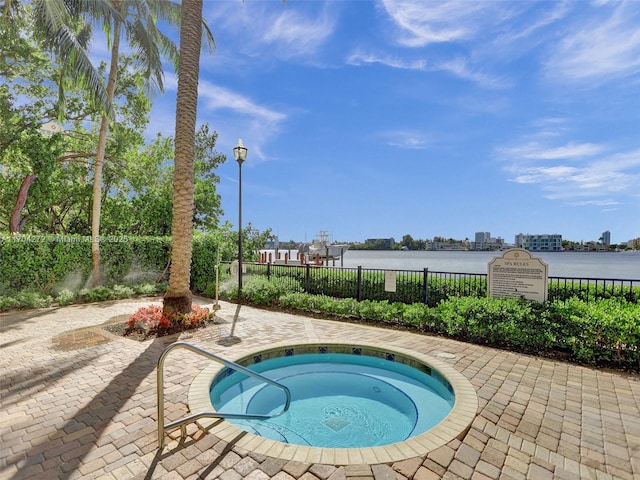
[{"x1": 241, "y1": 262, "x2": 640, "y2": 306}]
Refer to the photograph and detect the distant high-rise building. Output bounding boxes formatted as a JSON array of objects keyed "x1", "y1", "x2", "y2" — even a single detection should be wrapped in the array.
[
  {"x1": 472, "y1": 232, "x2": 504, "y2": 250},
  {"x1": 474, "y1": 232, "x2": 489, "y2": 250},
  {"x1": 601, "y1": 231, "x2": 611, "y2": 245}
]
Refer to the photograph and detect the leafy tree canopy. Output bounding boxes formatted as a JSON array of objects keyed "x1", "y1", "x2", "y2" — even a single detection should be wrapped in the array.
[{"x1": 0, "y1": 16, "x2": 227, "y2": 237}]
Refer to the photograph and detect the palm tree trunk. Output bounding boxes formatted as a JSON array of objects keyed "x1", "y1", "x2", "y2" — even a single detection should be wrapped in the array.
[
  {"x1": 163, "y1": 0, "x2": 203, "y2": 315},
  {"x1": 91, "y1": 14, "x2": 121, "y2": 286}
]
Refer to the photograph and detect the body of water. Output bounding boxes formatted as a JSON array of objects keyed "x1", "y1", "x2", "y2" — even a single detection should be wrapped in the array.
[{"x1": 337, "y1": 250, "x2": 640, "y2": 279}]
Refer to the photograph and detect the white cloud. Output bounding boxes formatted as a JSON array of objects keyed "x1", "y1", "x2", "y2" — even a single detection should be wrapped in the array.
[
  {"x1": 545, "y1": 2, "x2": 640, "y2": 84},
  {"x1": 527, "y1": 118, "x2": 571, "y2": 138},
  {"x1": 380, "y1": 0, "x2": 494, "y2": 47},
  {"x1": 263, "y1": 9, "x2": 336, "y2": 57},
  {"x1": 506, "y1": 147, "x2": 640, "y2": 202},
  {"x1": 567, "y1": 199, "x2": 620, "y2": 207},
  {"x1": 346, "y1": 50, "x2": 426, "y2": 70},
  {"x1": 379, "y1": 1, "x2": 640, "y2": 90},
  {"x1": 198, "y1": 81, "x2": 286, "y2": 125},
  {"x1": 493, "y1": 2, "x2": 570, "y2": 47},
  {"x1": 373, "y1": 2, "x2": 517, "y2": 89},
  {"x1": 511, "y1": 165, "x2": 579, "y2": 184},
  {"x1": 499, "y1": 113, "x2": 640, "y2": 207},
  {"x1": 379, "y1": 130, "x2": 431, "y2": 150},
  {"x1": 501, "y1": 142, "x2": 607, "y2": 161},
  {"x1": 346, "y1": 51, "x2": 507, "y2": 89},
  {"x1": 205, "y1": 1, "x2": 335, "y2": 60},
  {"x1": 434, "y1": 57, "x2": 510, "y2": 89},
  {"x1": 194, "y1": 80, "x2": 288, "y2": 162}
]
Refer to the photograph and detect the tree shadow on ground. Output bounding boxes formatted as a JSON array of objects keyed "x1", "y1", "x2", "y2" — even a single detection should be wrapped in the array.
[
  {"x1": 0, "y1": 351, "x2": 101, "y2": 410},
  {"x1": 7, "y1": 334, "x2": 175, "y2": 480},
  {"x1": 140, "y1": 425, "x2": 248, "y2": 480},
  {"x1": 0, "y1": 306, "x2": 67, "y2": 333}
]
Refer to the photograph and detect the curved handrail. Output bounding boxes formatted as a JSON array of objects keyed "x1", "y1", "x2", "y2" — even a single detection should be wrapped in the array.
[{"x1": 157, "y1": 341, "x2": 291, "y2": 448}]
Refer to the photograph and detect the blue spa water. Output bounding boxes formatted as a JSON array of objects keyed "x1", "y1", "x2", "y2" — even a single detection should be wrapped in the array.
[{"x1": 209, "y1": 353, "x2": 454, "y2": 448}]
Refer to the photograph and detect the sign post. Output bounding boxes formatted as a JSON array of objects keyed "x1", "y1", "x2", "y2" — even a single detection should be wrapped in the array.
[
  {"x1": 384, "y1": 271, "x2": 397, "y2": 292},
  {"x1": 488, "y1": 248, "x2": 548, "y2": 303}
]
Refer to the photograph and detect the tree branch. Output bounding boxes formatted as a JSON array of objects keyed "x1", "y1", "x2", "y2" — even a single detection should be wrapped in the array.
[{"x1": 9, "y1": 173, "x2": 36, "y2": 233}]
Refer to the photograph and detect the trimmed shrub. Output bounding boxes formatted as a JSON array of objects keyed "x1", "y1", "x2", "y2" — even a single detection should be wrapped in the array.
[
  {"x1": 545, "y1": 298, "x2": 640, "y2": 365},
  {"x1": 222, "y1": 275, "x2": 302, "y2": 305},
  {"x1": 134, "y1": 283, "x2": 165, "y2": 296},
  {"x1": 11, "y1": 291, "x2": 54, "y2": 309},
  {"x1": 55, "y1": 289, "x2": 76, "y2": 306},
  {"x1": 276, "y1": 290, "x2": 640, "y2": 370}
]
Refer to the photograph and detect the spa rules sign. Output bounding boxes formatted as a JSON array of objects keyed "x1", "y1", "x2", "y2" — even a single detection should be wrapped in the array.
[{"x1": 487, "y1": 248, "x2": 549, "y2": 303}]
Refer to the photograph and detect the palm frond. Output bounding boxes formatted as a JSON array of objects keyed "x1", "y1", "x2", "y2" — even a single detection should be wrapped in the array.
[
  {"x1": 127, "y1": 17, "x2": 164, "y2": 92},
  {"x1": 55, "y1": 23, "x2": 112, "y2": 119},
  {"x1": 201, "y1": 21, "x2": 215, "y2": 54}
]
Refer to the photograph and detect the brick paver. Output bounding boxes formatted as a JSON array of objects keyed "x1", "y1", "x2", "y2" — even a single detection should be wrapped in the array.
[{"x1": 1, "y1": 298, "x2": 639, "y2": 479}]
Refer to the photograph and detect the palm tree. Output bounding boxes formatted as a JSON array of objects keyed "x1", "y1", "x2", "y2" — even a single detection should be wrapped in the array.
[
  {"x1": 88, "y1": 0, "x2": 180, "y2": 286},
  {"x1": 85, "y1": 0, "x2": 213, "y2": 287},
  {"x1": 163, "y1": 0, "x2": 203, "y2": 316}
]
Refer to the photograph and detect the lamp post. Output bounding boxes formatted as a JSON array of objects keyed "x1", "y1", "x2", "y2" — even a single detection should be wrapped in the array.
[{"x1": 233, "y1": 139, "x2": 247, "y2": 303}]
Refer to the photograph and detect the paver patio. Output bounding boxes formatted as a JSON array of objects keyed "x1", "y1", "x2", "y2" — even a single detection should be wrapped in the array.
[{"x1": 1, "y1": 297, "x2": 638, "y2": 479}]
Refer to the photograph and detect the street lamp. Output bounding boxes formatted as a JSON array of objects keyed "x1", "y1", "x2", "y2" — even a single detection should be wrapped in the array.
[{"x1": 233, "y1": 139, "x2": 248, "y2": 303}]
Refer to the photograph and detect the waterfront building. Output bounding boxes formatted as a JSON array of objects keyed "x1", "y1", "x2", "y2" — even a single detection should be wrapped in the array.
[
  {"x1": 515, "y1": 233, "x2": 563, "y2": 252},
  {"x1": 365, "y1": 238, "x2": 395, "y2": 249},
  {"x1": 472, "y1": 232, "x2": 504, "y2": 251},
  {"x1": 426, "y1": 240, "x2": 466, "y2": 251},
  {"x1": 565, "y1": 242, "x2": 591, "y2": 252},
  {"x1": 601, "y1": 230, "x2": 611, "y2": 245}
]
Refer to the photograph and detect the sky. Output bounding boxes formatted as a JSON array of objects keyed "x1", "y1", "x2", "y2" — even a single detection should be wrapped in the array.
[{"x1": 142, "y1": 0, "x2": 640, "y2": 245}]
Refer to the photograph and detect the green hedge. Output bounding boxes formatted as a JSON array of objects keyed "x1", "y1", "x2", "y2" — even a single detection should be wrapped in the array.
[
  {"x1": 191, "y1": 235, "x2": 222, "y2": 295},
  {"x1": 276, "y1": 290, "x2": 640, "y2": 370},
  {"x1": 0, "y1": 234, "x2": 224, "y2": 296},
  {"x1": 548, "y1": 280, "x2": 640, "y2": 303},
  {"x1": 0, "y1": 235, "x2": 171, "y2": 293}
]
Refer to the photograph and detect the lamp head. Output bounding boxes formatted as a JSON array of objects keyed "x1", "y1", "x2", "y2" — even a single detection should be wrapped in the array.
[{"x1": 233, "y1": 139, "x2": 248, "y2": 164}]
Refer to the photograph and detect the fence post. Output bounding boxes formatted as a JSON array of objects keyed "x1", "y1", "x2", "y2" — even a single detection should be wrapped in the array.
[
  {"x1": 266, "y1": 262, "x2": 271, "y2": 279},
  {"x1": 357, "y1": 266, "x2": 362, "y2": 302},
  {"x1": 305, "y1": 264, "x2": 311, "y2": 293},
  {"x1": 423, "y1": 268, "x2": 429, "y2": 304}
]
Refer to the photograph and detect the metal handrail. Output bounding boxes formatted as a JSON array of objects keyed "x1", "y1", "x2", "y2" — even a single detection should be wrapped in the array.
[{"x1": 157, "y1": 341, "x2": 291, "y2": 448}]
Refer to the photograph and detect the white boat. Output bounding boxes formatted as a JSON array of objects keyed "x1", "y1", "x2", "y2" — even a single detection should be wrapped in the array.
[{"x1": 300, "y1": 231, "x2": 349, "y2": 259}]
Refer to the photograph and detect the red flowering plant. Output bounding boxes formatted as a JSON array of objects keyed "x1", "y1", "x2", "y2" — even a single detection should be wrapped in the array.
[
  {"x1": 127, "y1": 305, "x2": 169, "y2": 333},
  {"x1": 127, "y1": 304, "x2": 212, "y2": 337}
]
